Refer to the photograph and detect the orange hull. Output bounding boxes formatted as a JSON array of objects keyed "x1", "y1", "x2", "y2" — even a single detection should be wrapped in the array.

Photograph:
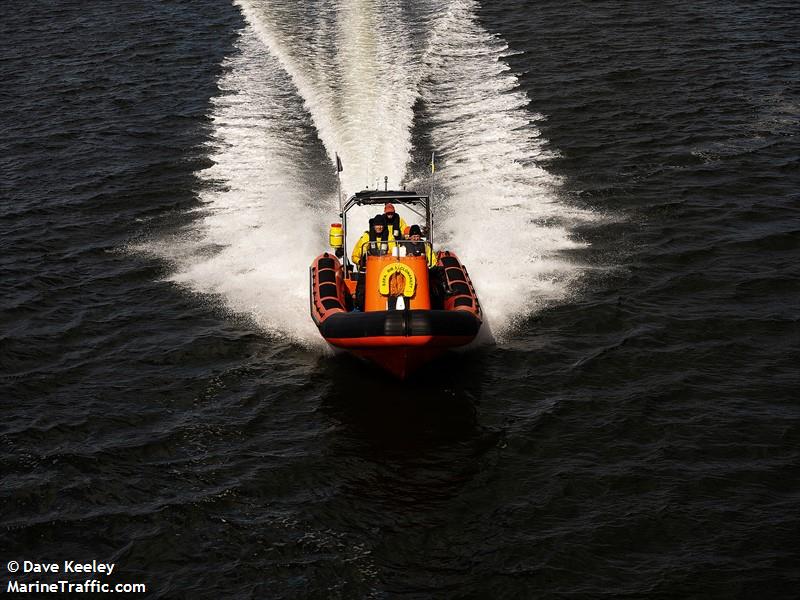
[
  {"x1": 349, "y1": 346, "x2": 449, "y2": 379},
  {"x1": 310, "y1": 251, "x2": 481, "y2": 379}
]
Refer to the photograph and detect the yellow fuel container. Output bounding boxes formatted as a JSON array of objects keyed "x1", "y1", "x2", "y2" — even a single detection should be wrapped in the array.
[{"x1": 329, "y1": 223, "x2": 343, "y2": 249}]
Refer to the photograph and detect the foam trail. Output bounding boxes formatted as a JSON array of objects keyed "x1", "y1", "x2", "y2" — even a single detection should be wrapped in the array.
[
  {"x1": 142, "y1": 29, "x2": 330, "y2": 345},
  {"x1": 141, "y1": 0, "x2": 592, "y2": 347},
  {"x1": 235, "y1": 0, "x2": 424, "y2": 194},
  {"x1": 419, "y1": 0, "x2": 593, "y2": 338}
]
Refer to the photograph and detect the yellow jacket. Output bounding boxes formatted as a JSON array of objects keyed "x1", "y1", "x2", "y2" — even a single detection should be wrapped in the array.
[
  {"x1": 351, "y1": 229, "x2": 396, "y2": 267},
  {"x1": 385, "y1": 215, "x2": 409, "y2": 238}
]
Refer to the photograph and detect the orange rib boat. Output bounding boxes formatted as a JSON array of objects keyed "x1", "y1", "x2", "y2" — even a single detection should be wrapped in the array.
[{"x1": 310, "y1": 190, "x2": 482, "y2": 378}]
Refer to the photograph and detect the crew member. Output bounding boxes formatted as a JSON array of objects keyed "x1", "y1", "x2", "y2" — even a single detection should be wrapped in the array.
[
  {"x1": 383, "y1": 203, "x2": 408, "y2": 239},
  {"x1": 407, "y1": 224, "x2": 436, "y2": 268},
  {"x1": 351, "y1": 214, "x2": 395, "y2": 270},
  {"x1": 351, "y1": 214, "x2": 396, "y2": 311}
]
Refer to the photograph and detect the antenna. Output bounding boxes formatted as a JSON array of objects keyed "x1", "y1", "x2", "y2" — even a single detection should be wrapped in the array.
[
  {"x1": 429, "y1": 152, "x2": 436, "y2": 243},
  {"x1": 335, "y1": 152, "x2": 348, "y2": 271},
  {"x1": 335, "y1": 152, "x2": 343, "y2": 217}
]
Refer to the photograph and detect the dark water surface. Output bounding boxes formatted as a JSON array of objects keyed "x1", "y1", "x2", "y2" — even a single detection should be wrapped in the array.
[{"x1": 2, "y1": 0, "x2": 799, "y2": 598}]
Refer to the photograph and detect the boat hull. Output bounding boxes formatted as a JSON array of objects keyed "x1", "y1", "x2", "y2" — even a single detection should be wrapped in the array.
[
  {"x1": 348, "y1": 346, "x2": 451, "y2": 379},
  {"x1": 310, "y1": 249, "x2": 482, "y2": 379},
  {"x1": 322, "y1": 309, "x2": 480, "y2": 378}
]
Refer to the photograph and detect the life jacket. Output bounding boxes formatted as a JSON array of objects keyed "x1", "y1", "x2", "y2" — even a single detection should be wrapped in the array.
[
  {"x1": 385, "y1": 214, "x2": 403, "y2": 239},
  {"x1": 408, "y1": 241, "x2": 426, "y2": 257},
  {"x1": 408, "y1": 240, "x2": 435, "y2": 267},
  {"x1": 368, "y1": 227, "x2": 390, "y2": 256}
]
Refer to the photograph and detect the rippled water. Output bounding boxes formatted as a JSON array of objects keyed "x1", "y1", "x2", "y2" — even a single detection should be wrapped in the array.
[{"x1": 2, "y1": 0, "x2": 799, "y2": 598}]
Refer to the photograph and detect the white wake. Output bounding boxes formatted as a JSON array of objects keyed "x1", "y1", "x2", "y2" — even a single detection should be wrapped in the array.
[
  {"x1": 143, "y1": 0, "x2": 592, "y2": 345},
  {"x1": 418, "y1": 0, "x2": 591, "y2": 336}
]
